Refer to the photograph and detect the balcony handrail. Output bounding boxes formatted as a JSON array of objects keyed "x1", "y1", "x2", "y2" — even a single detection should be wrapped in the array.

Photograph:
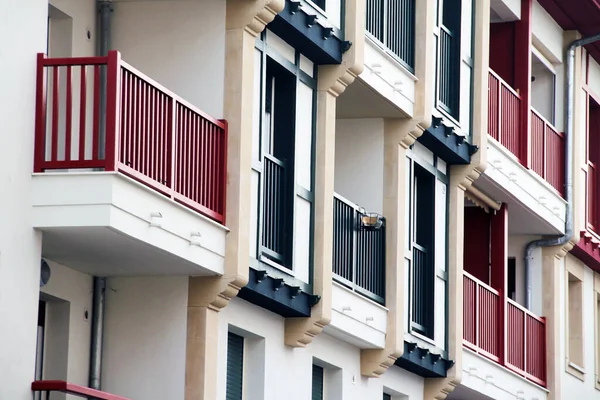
[
  {"x1": 34, "y1": 51, "x2": 227, "y2": 224},
  {"x1": 31, "y1": 380, "x2": 131, "y2": 400},
  {"x1": 530, "y1": 106, "x2": 564, "y2": 138},
  {"x1": 119, "y1": 60, "x2": 225, "y2": 130},
  {"x1": 463, "y1": 270, "x2": 500, "y2": 296},
  {"x1": 507, "y1": 297, "x2": 546, "y2": 324},
  {"x1": 489, "y1": 69, "x2": 521, "y2": 99},
  {"x1": 333, "y1": 192, "x2": 363, "y2": 212},
  {"x1": 439, "y1": 24, "x2": 453, "y2": 37},
  {"x1": 39, "y1": 56, "x2": 110, "y2": 66}
]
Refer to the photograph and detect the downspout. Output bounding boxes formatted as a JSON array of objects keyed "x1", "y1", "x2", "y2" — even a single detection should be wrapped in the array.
[
  {"x1": 98, "y1": 0, "x2": 112, "y2": 158},
  {"x1": 89, "y1": 0, "x2": 112, "y2": 391},
  {"x1": 89, "y1": 277, "x2": 106, "y2": 390},
  {"x1": 524, "y1": 33, "x2": 600, "y2": 310}
]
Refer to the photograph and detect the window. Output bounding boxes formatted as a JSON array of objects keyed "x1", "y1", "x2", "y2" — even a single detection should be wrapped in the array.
[
  {"x1": 437, "y1": 0, "x2": 462, "y2": 118},
  {"x1": 312, "y1": 364, "x2": 324, "y2": 400},
  {"x1": 508, "y1": 258, "x2": 516, "y2": 301},
  {"x1": 587, "y1": 97, "x2": 600, "y2": 232},
  {"x1": 226, "y1": 332, "x2": 244, "y2": 400},
  {"x1": 383, "y1": 393, "x2": 392, "y2": 400},
  {"x1": 566, "y1": 267, "x2": 584, "y2": 378},
  {"x1": 260, "y1": 59, "x2": 297, "y2": 267},
  {"x1": 251, "y1": 31, "x2": 316, "y2": 285},
  {"x1": 409, "y1": 161, "x2": 436, "y2": 339},
  {"x1": 531, "y1": 50, "x2": 556, "y2": 125}
]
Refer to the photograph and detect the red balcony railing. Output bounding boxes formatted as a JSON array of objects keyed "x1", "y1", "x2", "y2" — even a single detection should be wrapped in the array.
[
  {"x1": 531, "y1": 108, "x2": 565, "y2": 196},
  {"x1": 463, "y1": 272, "x2": 547, "y2": 387},
  {"x1": 488, "y1": 70, "x2": 565, "y2": 197},
  {"x1": 32, "y1": 380, "x2": 130, "y2": 400},
  {"x1": 34, "y1": 51, "x2": 227, "y2": 223},
  {"x1": 463, "y1": 272, "x2": 501, "y2": 361},
  {"x1": 506, "y1": 299, "x2": 547, "y2": 387},
  {"x1": 488, "y1": 70, "x2": 521, "y2": 158}
]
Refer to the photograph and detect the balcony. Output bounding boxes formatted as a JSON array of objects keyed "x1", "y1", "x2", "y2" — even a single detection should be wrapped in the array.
[
  {"x1": 32, "y1": 51, "x2": 228, "y2": 277},
  {"x1": 487, "y1": 69, "x2": 565, "y2": 196},
  {"x1": 32, "y1": 380, "x2": 130, "y2": 400},
  {"x1": 365, "y1": 0, "x2": 415, "y2": 72},
  {"x1": 326, "y1": 194, "x2": 387, "y2": 348},
  {"x1": 332, "y1": 194, "x2": 386, "y2": 303},
  {"x1": 463, "y1": 272, "x2": 547, "y2": 387}
]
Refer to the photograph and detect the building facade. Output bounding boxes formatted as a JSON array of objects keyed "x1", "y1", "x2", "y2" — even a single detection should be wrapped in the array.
[{"x1": 1, "y1": 0, "x2": 600, "y2": 399}]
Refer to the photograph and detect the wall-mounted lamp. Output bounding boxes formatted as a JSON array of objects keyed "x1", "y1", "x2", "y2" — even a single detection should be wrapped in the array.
[{"x1": 360, "y1": 212, "x2": 384, "y2": 230}]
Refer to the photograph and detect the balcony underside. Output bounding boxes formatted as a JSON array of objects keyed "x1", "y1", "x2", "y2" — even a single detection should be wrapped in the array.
[
  {"x1": 449, "y1": 349, "x2": 548, "y2": 400},
  {"x1": 538, "y1": 0, "x2": 600, "y2": 62},
  {"x1": 394, "y1": 341, "x2": 454, "y2": 378},
  {"x1": 324, "y1": 282, "x2": 387, "y2": 349},
  {"x1": 572, "y1": 231, "x2": 600, "y2": 274},
  {"x1": 32, "y1": 173, "x2": 226, "y2": 276},
  {"x1": 237, "y1": 267, "x2": 319, "y2": 318},
  {"x1": 418, "y1": 116, "x2": 478, "y2": 165},
  {"x1": 268, "y1": 0, "x2": 350, "y2": 65},
  {"x1": 475, "y1": 139, "x2": 565, "y2": 235}
]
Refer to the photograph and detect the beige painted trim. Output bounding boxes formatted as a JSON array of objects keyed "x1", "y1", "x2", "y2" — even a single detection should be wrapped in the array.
[
  {"x1": 284, "y1": 0, "x2": 365, "y2": 347},
  {"x1": 184, "y1": 2, "x2": 284, "y2": 398},
  {"x1": 564, "y1": 255, "x2": 585, "y2": 382},
  {"x1": 360, "y1": 119, "x2": 423, "y2": 376},
  {"x1": 465, "y1": 185, "x2": 501, "y2": 212}
]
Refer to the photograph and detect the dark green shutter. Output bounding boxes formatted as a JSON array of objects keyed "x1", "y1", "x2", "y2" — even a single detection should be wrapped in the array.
[
  {"x1": 312, "y1": 365, "x2": 324, "y2": 400},
  {"x1": 226, "y1": 332, "x2": 244, "y2": 400},
  {"x1": 383, "y1": 393, "x2": 392, "y2": 400}
]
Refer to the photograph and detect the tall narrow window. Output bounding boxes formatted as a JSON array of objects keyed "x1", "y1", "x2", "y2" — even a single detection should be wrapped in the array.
[
  {"x1": 587, "y1": 98, "x2": 600, "y2": 232},
  {"x1": 438, "y1": 0, "x2": 462, "y2": 118},
  {"x1": 411, "y1": 164, "x2": 435, "y2": 338},
  {"x1": 567, "y1": 271, "x2": 584, "y2": 376},
  {"x1": 383, "y1": 393, "x2": 392, "y2": 400},
  {"x1": 260, "y1": 60, "x2": 297, "y2": 267},
  {"x1": 507, "y1": 258, "x2": 516, "y2": 301},
  {"x1": 226, "y1": 332, "x2": 245, "y2": 400},
  {"x1": 312, "y1": 364, "x2": 324, "y2": 400}
]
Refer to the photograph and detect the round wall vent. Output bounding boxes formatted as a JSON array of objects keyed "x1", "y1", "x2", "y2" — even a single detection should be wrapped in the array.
[{"x1": 40, "y1": 259, "x2": 51, "y2": 287}]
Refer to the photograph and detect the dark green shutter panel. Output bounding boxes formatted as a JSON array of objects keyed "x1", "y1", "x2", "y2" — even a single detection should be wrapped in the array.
[
  {"x1": 226, "y1": 332, "x2": 244, "y2": 400},
  {"x1": 383, "y1": 394, "x2": 392, "y2": 400},
  {"x1": 312, "y1": 365, "x2": 324, "y2": 400}
]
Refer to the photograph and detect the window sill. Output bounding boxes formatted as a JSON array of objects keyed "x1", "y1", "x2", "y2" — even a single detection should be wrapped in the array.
[{"x1": 566, "y1": 360, "x2": 585, "y2": 381}]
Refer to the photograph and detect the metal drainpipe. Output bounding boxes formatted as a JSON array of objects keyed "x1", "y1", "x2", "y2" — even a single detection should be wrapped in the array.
[
  {"x1": 89, "y1": 0, "x2": 112, "y2": 392},
  {"x1": 98, "y1": 0, "x2": 112, "y2": 158},
  {"x1": 524, "y1": 33, "x2": 600, "y2": 310},
  {"x1": 89, "y1": 277, "x2": 106, "y2": 390}
]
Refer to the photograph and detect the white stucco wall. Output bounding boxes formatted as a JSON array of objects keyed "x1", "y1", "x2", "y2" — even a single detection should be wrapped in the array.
[
  {"x1": 219, "y1": 297, "x2": 425, "y2": 400},
  {"x1": 102, "y1": 276, "x2": 189, "y2": 400},
  {"x1": 334, "y1": 118, "x2": 384, "y2": 215},
  {"x1": 508, "y1": 235, "x2": 543, "y2": 316},
  {"x1": 40, "y1": 260, "x2": 93, "y2": 388},
  {"x1": 49, "y1": 0, "x2": 96, "y2": 57},
  {"x1": 0, "y1": 1, "x2": 47, "y2": 399},
  {"x1": 532, "y1": 0, "x2": 563, "y2": 65},
  {"x1": 111, "y1": 0, "x2": 226, "y2": 118}
]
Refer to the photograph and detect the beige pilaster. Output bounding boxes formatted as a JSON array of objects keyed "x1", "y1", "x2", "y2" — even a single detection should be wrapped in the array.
[
  {"x1": 360, "y1": 119, "x2": 423, "y2": 376},
  {"x1": 184, "y1": 2, "x2": 284, "y2": 398},
  {"x1": 285, "y1": 0, "x2": 365, "y2": 347}
]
